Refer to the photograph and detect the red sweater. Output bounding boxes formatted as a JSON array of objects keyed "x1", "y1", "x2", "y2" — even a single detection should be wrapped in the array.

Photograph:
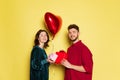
[{"x1": 64, "y1": 40, "x2": 93, "y2": 80}]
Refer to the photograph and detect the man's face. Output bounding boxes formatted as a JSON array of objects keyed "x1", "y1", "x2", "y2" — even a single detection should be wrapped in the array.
[{"x1": 68, "y1": 28, "x2": 79, "y2": 41}]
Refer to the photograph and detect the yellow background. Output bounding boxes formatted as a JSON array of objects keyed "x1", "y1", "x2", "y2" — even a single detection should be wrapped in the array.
[{"x1": 0, "y1": 0, "x2": 120, "y2": 80}]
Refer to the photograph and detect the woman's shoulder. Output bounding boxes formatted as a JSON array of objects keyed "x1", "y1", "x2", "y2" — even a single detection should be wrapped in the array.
[
  {"x1": 31, "y1": 46, "x2": 43, "y2": 54},
  {"x1": 32, "y1": 45, "x2": 44, "y2": 51},
  {"x1": 33, "y1": 45, "x2": 39, "y2": 48},
  {"x1": 31, "y1": 46, "x2": 38, "y2": 52}
]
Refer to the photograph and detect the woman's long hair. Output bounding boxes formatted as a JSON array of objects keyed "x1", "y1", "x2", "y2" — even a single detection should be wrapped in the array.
[{"x1": 34, "y1": 29, "x2": 49, "y2": 48}]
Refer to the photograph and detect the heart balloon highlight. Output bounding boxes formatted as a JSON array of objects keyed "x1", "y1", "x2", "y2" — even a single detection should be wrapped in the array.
[{"x1": 44, "y1": 12, "x2": 62, "y2": 39}]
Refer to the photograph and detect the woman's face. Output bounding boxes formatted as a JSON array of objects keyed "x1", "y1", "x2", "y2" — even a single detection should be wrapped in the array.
[{"x1": 38, "y1": 31, "x2": 48, "y2": 43}]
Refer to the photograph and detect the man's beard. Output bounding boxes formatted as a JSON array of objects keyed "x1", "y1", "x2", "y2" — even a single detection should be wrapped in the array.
[{"x1": 71, "y1": 36, "x2": 78, "y2": 42}]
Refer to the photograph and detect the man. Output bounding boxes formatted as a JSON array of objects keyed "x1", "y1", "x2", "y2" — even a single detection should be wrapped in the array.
[{"x1": 61, "y1": 24, "x2": 93, "y2": 80}]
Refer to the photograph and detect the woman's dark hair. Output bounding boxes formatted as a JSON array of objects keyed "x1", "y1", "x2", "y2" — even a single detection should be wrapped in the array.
[
  {"x1": 68, "y1": 24, "x2": 79, "y2": 32},
  {"x1": 34, "y1": 29, "x2": 49, "y2": 48}
]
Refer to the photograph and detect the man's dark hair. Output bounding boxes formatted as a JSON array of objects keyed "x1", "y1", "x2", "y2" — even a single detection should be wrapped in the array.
[{"x1": 68, "y1": 24, "x2": 79, "y2": 32}]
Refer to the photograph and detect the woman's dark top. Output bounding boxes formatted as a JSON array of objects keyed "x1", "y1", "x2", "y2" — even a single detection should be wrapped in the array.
[{"x1": 30, "y1": 46, "x2": 50, "y2": 80}]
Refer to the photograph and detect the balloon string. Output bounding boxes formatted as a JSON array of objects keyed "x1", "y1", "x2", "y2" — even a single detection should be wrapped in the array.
[
  {"x1": 52, "y1": 35, "x2": 55, "y2": 40},
  {"x1": 51, "y1": 39, "x2": 54, "y2": 53},
  {"x1": 52, "y1": 66, "x2": 55, "y2": 80},
  {"x1": 50, "y1": 39, "x2": 55, "y2": 80}
]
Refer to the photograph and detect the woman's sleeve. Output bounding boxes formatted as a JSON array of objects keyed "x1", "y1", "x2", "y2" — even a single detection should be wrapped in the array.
[{"x1": 31, "y1": 48, "x2": 48, "y2": 70}]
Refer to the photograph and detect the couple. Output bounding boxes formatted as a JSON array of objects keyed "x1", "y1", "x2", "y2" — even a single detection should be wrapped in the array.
[{"x1": 30, "y1": 24, "x2": 93, "y2": 80}]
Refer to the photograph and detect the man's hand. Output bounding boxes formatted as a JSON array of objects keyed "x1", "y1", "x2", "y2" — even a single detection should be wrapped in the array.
[{"x1": 61, "y1": 59, "x2": 72, "y2": 68}]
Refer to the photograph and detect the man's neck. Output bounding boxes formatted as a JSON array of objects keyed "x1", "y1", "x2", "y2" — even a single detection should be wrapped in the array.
[{"x1": 73, "y1": 39, "x2": 79, "y2": 44}]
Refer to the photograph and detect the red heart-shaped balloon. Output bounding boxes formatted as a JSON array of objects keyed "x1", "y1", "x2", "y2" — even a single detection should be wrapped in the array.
[{"x1": 44, "y1": 12, "x2": 62, "y2": 39}]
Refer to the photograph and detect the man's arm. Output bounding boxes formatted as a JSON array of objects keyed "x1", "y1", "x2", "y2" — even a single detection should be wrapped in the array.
[{"x1": 61, "y1": 59, "x2": 86, "y2": 72}]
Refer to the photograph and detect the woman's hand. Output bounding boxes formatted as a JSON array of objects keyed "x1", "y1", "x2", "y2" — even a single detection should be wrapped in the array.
[{"x1": 47, "y1": 58, "x2": 55, "y2": 63}]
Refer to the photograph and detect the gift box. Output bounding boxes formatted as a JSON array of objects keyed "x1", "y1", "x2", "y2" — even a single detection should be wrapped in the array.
[{"x1": 49, "y1": 50, "x2": 67, "y2": 64}]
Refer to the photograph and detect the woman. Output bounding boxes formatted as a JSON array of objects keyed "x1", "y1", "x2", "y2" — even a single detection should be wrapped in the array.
[{"x1": 30, "y1": 29, "x2": 53, "y2": 80}]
